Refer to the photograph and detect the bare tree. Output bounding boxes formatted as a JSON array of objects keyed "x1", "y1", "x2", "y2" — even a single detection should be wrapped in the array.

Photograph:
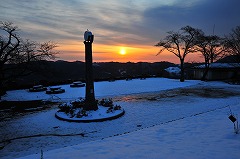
[
  {"x1": 224, "y1": 26, "x2": 240, "y2": 63},
  {"x1": 155, "y1": 26, "x2": 202, "y2": 82},
  {"x1": 0, "y1": 21, "x2": 58, "y2": 97},
  {"x1": 196, "y1": 34, "x2": 225, "y2": 80}
]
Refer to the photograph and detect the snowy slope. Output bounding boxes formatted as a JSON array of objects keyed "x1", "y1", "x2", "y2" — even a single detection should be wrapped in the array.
[
  {"x1": 1, "y1": 78, "x2": 240, "y2": 159},
  {"x1": 17, "y1": 104, "x2": 240, "y2": 159},
  {"x1": 1, "y1": 78, "x2": 200, "y2": 101}
]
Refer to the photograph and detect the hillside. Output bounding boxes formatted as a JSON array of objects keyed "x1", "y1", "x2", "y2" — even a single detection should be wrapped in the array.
[{"x1": 6, "y1": 61, "x2": 177, "y2": 89}]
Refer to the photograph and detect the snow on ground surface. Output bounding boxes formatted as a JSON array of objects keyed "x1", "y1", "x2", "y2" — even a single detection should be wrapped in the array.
[
  {"x1": 1, "y1": 78, "x2": 199, "y2": 101},
  {"x1": 1, "y1": 78, "x2": 240, "y2": 159}
]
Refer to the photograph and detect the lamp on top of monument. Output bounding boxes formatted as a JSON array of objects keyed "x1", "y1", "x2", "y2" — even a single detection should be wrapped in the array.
[{"x1": 84, "y1": 29, "x2": 94, "y2": 42}]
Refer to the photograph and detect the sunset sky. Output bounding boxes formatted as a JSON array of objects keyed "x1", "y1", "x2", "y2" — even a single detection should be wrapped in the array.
[{"x1": 1, "y1": 0, "x2": 240, "y2": 63}]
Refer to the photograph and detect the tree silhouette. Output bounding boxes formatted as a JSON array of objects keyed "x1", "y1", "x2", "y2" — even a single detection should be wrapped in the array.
[
  {"x1": 0, "y1": 21, "x2": 58, "y2": 97},
  {"x1": 155, "y1": 26, "x2": 202, "y2": 82},
  {"x1": 224, "y1": 26, "x2": 240, "y2": 63},
  {"x1": 196, "y1": 34, "x2": 225, "y2": 80}
]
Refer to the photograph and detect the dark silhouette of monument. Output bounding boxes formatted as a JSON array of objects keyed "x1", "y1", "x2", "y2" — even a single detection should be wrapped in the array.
[{"x1": 84, "y1": 30, "x2": 98, "y2": 110}]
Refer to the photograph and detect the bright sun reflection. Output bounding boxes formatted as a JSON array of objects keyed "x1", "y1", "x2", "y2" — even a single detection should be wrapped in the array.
[{"x1": 119, "y1": 48, "x2": 126, "y2": 55}]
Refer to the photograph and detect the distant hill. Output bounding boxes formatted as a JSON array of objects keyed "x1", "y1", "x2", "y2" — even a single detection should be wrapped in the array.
[
  {"x1": 216, "y1": 55, "x2": 240, "y2": 63},
  {"x1": 6, "y1": 61, "x2": 177, "y2": 90}
]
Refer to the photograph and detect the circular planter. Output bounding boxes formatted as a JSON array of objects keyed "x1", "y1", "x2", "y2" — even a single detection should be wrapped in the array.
[{"x1": 55, "y1": 106, "x2": 125, "y2": 123}]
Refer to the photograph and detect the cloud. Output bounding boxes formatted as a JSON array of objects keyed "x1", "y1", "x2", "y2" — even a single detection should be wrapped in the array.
[
  {"x1": 142, "y1": 0, "x2": 240, "y2": 37},
  {"x1": 1, "y1": 0, "x2": 240, "y2": 60}
]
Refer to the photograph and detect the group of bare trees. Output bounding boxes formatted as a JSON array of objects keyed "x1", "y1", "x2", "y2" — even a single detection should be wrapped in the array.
[
  {"x1": 224, "y1": 26, "x2": 240, "y2": 61},
  {"x1": 155, "y1": 25, "x2": 240, "y2": 82},
  {"x1": 0, "y1": 21, "x2": 58, "y2": 97}
]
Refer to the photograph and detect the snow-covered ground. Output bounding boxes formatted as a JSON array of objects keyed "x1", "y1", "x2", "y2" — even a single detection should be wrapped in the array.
[
  {"x1": 1, "y1": 78, "x2": 240, "y2": 159},
  {"x1": 1, "y1": 78, "x2": 200, "y2": 101}
]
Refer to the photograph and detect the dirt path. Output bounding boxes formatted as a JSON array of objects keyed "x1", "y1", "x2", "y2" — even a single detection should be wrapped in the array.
[{"x1": 113, "y1": 85, "x2": 240, "y2": 102}]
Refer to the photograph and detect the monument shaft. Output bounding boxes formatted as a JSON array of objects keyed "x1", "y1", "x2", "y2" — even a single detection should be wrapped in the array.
[{"x1": 84, "y1": 37, "x2": 97, "y2": 110}]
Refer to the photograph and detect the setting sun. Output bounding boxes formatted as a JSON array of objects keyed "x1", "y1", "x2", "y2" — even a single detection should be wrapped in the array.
[{"x1": 119, "y1": 48, "x2": 126, "y2": 55}]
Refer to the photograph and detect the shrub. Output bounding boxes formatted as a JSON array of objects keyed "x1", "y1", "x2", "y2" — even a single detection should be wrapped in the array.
[
  {"x1": 106, "y1": 105, "x2": 122, "y2": 113},
  {"x1": 58, "y1": 102, "x2": 73, "y2": 113},
  {"x1": 114, "y1": 105, "x2": 121, "y2": 110},
  {"x1": 71, "y1": 98, "x2": 85, "y2": 108},
  {"x1": 99, "y1": 98, "x2": 113, "y2": 107},
  {"x1": 59, "y1": 98, "x2": 122, "y2": 117},
  {"x1": 59, "y1": 98, "x2": 86, "y2": 113},
  {"x1": 69, "y1": 108, "x2": 75, "y2": 118},
  {"x1": 106, "y1": 106, "x2": 114, "y2": 113},
  {"x1": 76, "y1": 109, "x2": 88, "y2": 118}
]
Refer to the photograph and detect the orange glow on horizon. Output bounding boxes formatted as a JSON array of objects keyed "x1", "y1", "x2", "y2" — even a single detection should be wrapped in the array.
[{"x1": 56, "y1": 41, "x2": 204, "y2": 64}]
